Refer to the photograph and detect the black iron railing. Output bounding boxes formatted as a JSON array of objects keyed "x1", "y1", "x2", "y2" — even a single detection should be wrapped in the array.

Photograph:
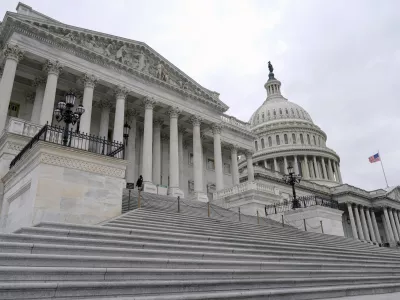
[
  {"x1": 10, "y1": 124, "x2": 125, "y2": 169},
  {"x1": 265, "y1": 195, "x2": 339, "y2": 215}
]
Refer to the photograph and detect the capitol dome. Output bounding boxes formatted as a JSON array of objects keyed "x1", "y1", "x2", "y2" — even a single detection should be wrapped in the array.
[{"x1": 241, "y1": 62, "x2": 343, "y2": 187}]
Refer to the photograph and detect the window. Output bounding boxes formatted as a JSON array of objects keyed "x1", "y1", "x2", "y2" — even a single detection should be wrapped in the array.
[
  {"x1": 224, "y1": 163, "x2": 231, "y2": 174},
  {"x1": 284, "y1": 134, "x2": 288, "y2": 144},
  {"x1": 255, "y1": 141, "x2": 258, "y2": 151},
  {"x1": 307, "y1": 134, "x2": 311, "y2": 144},
  {"x1": 291, "y1": 108, "x2": 295, "y2": 116},
  {"x1": 285, "y1": 108, "x2": 289, "y2": 115},
  {"x1": 188, "y1": 180, "x2": 194, "y2": 194},
  {"x1": 276, "y1": 135, "x2": 280, "y2": 145},
  {"x1": 267, "y1": 111, "x2": 270, "y2": 118},
  {"x1": 207, "y1": 158, "x2": 215, "y2": 170},
  {"x1": 279, "y1": 108, "x2": 283, "y2": 115},
  {"x1": 292, "y1": 133, "x2": 296, "y2": 144},
  {"x1": 189, "y1": 153, "x2": 194, "y2": 165},
  {"x1": 296, "y1": 109, "x2": 300, "y2": 117},
  {"x1": 318, "y1": 137, "x2": 321, "y2": 146},
  {"x1": 300, "y1": 134, "x2": 304, "y2": 144},
  {"x1": 262, "y1": 113, "x2": 265, "y2": 121},
  {"x1": 8, "y1": 102, "x2": 20, "y2": 118},
  {"x1": 313, "y1": 135, "x2": 316, "y2": 145},
  {"x1": 268, "y1": 136, "x2": 272, "y2": 147},
  {"x1": 273, "y1": 110, "x2": 276, "y2": 117},
  {"x1": 261, "y1": 138, "x2": 265, "y2": 149}
]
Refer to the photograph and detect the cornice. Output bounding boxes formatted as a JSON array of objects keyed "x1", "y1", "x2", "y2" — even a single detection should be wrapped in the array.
[
  {"x1": 1, "y1": 14, "x2": 229, "y2": 113},
  {"x1": 252, "y1": 145, "x2": 340, "y2": 161},
  {"x1": 253, "y1": 121, "x2": 327, "y2": 139}
]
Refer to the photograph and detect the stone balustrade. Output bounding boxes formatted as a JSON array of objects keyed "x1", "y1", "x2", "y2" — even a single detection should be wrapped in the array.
[
  {"x1": 220, "y1": 114, "x2": 251, "y2": 132},
  {"x1": 213, "y1": 180, "x2": 277, "y2": 200},
  {"x1": 5, "y1": 117, "x2": 42, "y2": 138}
]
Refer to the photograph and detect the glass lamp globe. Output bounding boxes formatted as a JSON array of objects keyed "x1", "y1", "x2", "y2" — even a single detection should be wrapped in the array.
[
  {"x1": 75, "y1": 104, "x2": 85, "y2": 115},
  {"x1": 57, "y1": 101, "x2": 66, "y2": 110},
  {"x1": 65, "y1": 92, "x2": 76, "y2": 106}
]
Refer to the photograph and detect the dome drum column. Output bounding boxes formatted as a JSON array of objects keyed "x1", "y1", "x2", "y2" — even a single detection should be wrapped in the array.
[
  {"x1": 303, "y1": 156, "x2": 310, "y2": 179},
  {"x1": 321, "y1": 158, "x2": 328, "y2": 180}
]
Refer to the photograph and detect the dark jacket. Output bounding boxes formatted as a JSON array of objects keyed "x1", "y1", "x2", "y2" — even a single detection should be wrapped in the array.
[{"x1": 136, "y1": 176, "x2": 143, "y2": 188}]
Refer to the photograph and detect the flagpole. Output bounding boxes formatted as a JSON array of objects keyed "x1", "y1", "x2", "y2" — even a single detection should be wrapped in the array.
[{"x1": 378, "y1": 150, "x2": 389, "y2": 188}]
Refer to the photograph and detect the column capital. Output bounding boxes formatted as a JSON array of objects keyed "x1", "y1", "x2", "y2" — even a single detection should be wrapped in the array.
[
  {"x1": 25, "y1": 91, "x2": 35, "y2": 103},
  {"x1": 153, "y1": 117, "x2": 164, "y2": 128},
  {"x1": 211, "y1": 123, "x2": 223, "y2": 134},
  {"x1": 97, "y1": 99, "x2": 113, "y2": 110},
  {"x1": 126, "y1": 108, "x2": 140, "y2": 120},
  {"x1": 142, "y1": 96, "x2": 157, "y2": 109},
  {"x1": 82, "y1": 73, "x2": 98, "y2": 89},
  {"x1": 178, "y1": 125, "x2": 186, "y2": 134},
  {"x1": 190, "y1": 115, "x2": 202, "y2": 126},
  {"x1": 114, "y1": 85, "x2": 129, "y2": 99},
  {"x1": 245, "y1": 149, "x2": 254, "y2": 157},
  {"x1": 167, "y1": 106, "x2": 181, "y2": 118},
  {"x1": 3, "y1": 44, "x2": 24, "y2": 62},
  {"x1": 228, "y1": 144, "x2": 239, "y2": 152},
  {"x1": 44, "y1": 60, "x2": 63, "y2": 76},
  {"x1": 32, "y1": 76, "x2": 46, "y2": 88}
]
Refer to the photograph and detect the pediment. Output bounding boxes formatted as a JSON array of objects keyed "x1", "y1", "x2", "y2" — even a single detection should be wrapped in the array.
[
  {"x1": 1, "y1": 12, "x2": 229, "y2": 112},
  {"x1": 386, "y1": 186, "x2": 400, "y2": 201}
]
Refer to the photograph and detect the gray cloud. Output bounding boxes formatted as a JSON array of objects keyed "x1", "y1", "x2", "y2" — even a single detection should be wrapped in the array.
[{"x1": 1, "y1": 0, "x2": 398, "y2": 190}]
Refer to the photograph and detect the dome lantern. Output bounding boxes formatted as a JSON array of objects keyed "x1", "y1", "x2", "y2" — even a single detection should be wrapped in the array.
[{"x1": 264, "y1": 61, "x2": 282, "y2": 98}]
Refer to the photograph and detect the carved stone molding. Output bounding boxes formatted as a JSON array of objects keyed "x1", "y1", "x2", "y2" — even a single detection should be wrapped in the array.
[
  {"x1": 153, "y1": 117, "x2": 164, "y2": 128},
  {"x1": 211, "y1": 123, "x2": 223, "y2": 135},
  {"x1": 167, "y1": 106, "x2": 181, "y2": 119},
  {"x1": 245, "y1": 150, "x2": 254, "y2": 157},
  {"x1": 82, "y1": 73, "x2": 98, "y2": 89},
  {"x1": 141, "y1": 96, "x2": 157, "y2": 109},
  {"x1": 190, "y1": 115, "x2": 202, "y2": 127},
  {"x1": 3, "y1": 44, "x2": 24, "y2": 62},
  {"x1": 228, "y1": 144, "x2": 239, "y2": 152},
  {"x1": 126, "y1": 108, "x2": 139, "y2": 119},
  {"x1": 44, "y1": 60, "x2": 63, "y2": 76},
  {"x1": 32, "y1": 76, "x2": 46, "y2": 88},
  {"x1": 97, "y1": 99, "x2": 113, "y2": 110},
  {"x1": 114, "y1": 85, "x2": 129, "y2": 99},
  {"x1": 178, "y1": 125, "x2": 186, "y2": 135}
]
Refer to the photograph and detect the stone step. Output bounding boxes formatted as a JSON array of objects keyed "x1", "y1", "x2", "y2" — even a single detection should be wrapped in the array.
[
  {"x1": 0, "y1": 233, "x2": 394, "y2": 263},
  {"x1": 0, "y1": 241, "x2": 398, "y2": 266},
  {"x1": 2, "y1": 280, "x2": 400, "y2": 300},
  {"x1": 2, "y1": 267, "x2": 400, "y2": 282},
  {"x1": 1, "y1": 253, "x2": 398, "y2": 271}
]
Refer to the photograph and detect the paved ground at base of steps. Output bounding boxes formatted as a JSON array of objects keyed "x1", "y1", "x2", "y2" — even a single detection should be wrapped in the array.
[{"x1": 325, "y1": 292, "x2": 400, "y2": 300}]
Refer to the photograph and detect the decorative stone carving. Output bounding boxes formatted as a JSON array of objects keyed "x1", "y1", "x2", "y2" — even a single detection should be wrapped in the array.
[
  {"x1": 97, "y1": 99, "x2": 113, "y2": 110},
  {"x1": 114, "y1": 86, "x2": 129, "y2": 99},
  {"x1": 153, "y1": 118, "x2": 164, "y2": 128},
  {"x1": 3, "y1": 44, "x2": 24, "y2": 62},
  {"x1": 44, "y1": 60, "x2": 63, "y2": 76},
  {"x1": 190, "y1": 115, "x2": 202, "y2": 127},
  {"x1": 228, "y1": 144, "x2": 239, "y2": 152},
  {"x1": 32, "y1": 76, "x2": 46, "y2": 88},
  {"x1": 168, "y1": 107, "x2": 181, "y2": 119},
  {"x1": 245, "y1": 150, "x2": 254, "y2": 157},
  {"x1": 126, "y1": 108, "x2": 139, "y2": 118},
  {"x1": 142, "y1": 96, "x2": 157, "y2": 109},
  {"x1": 25, "y1": 92, "x2": 35, "y2": 103},
  {"x1": 178, "y1": 125, "x2": 187, "y2": 135},
  {"x1": 211, "y1": 123, "x2": 223, "y2": 134},
  {"x1": 82, "y1": 73, "x2": 98, "y2": 89}
]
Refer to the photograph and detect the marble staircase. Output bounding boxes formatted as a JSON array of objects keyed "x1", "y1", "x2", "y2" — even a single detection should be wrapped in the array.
[{"x1": 1, "y1": 195, "x2": 400, "y2": 299}]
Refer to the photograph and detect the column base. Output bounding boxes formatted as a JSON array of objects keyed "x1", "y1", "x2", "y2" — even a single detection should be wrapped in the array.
[
  {"x1": 191, "y1": 192, "x2": 209, "y2": 202},
  {"x1": 142, "y1": 182, "x2": 157, "y2": 194},
  {"x1": 168, "y1": 187, "x2": 184, "y2": 198}
]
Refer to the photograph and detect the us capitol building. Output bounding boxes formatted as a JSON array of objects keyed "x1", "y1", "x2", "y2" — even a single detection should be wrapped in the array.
[{"x1": 0, "y1": 3, "x2": 399, "y2": 248}]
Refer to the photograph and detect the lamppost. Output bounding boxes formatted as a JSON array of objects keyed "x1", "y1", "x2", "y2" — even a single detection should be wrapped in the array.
[
  {"x1": 282, "y1": 164, "x2": 302, "y2": 209},
  {"x1": 54, "y1": 92, "x2": 85, "y2": 146}
]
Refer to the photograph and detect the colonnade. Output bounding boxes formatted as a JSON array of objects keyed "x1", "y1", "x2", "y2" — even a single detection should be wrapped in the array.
[
  {"x1": 0, "y1": 44, "x2": 255, "y2": 199},
  {"x1": 346, "y1": 203, "x2": 400, "y2": 245}
]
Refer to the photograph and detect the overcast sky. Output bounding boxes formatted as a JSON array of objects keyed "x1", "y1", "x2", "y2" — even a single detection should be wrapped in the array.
[{"x1": 1, "y1": 0, "x2": 399, "y2": 191}]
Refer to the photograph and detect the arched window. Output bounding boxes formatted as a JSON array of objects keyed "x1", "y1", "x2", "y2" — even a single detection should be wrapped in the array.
[
  {"x1": 273, "y1": 110, "x2": 276, "y2": 117},
  {"x1": 255, "y1": 140, "x2": 258, "y2": 151},
  {"x1": 313, "y1": 135, "x2": 316, "y2": 145},
  {"x1": 307, "y1": 134, "x2": 311, "y2": 144},
  {"x1": 267, "y1": 110, "x2": 271, "y2": 118},
  {"x1": 318, "y1": 137, "x2": 321, "y2": 146},
  {"x1": 285, "y1": 108, "x2": 289, "y2": 115},
  {"x1": 284, "y1": 134, "x2": 288, "y2": 144},
  {"x1": 261, "y1": 138, "x2": 265, "y2": 149},
  {"x1": 268, "y1": 136, "x2": 272, "y2": 147},
  {"x1": 276, "y1": 135, "x2": 280, "y2": 145},
  {"x1": 300, "y1": 134, "x2": 304, "y2": 144},
  {"x1": 291, "y1": 108, "x2": 295, "y2": 116},
  {"x1": 292, "y1": 133, "x2": 296, "y2": 144},
  {"x1": 262, "y1": 113, "x2": 265, "y2": 121},
  {"x1": 296, "y1": 109, "x2": 300, "y2": 117},
  {"x1": 279, "y1": 108, "x2": 283, "y2": 115}
]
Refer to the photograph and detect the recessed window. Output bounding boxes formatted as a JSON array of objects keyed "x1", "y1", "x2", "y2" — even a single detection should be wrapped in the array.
[
  {"x1": 8, "y1": 102, "x2": 20, "y2": 118},
  {"x1": 313, "y1": 135, "x2": 316, "y2": 145},
  {"x1": 318, "y1": 137, "x2": 321, "y2": 146},
  {"x1": 273, "y1": 110, "x2": 276, "y2": 116},
  {"x1": 207, "y1": 158, "x2": 215, "y2": 170},
  {"x1": 262, "y1": 113, "x2": 265, "y2": 120},
  {"x1": 307, "y1": 134, "x2": 311, "y2": 144},
  {"x1": 279, "y1": 108, "x2": 283, "y2": 115},
  {"x1": 255, "y1": 140, "x2": 258, "y2": 151},
  {"x1": 189, "y1": 153, "x2": 194, "y2": 165},
  {"x1": 276, "y1": 135, "x2": 280, "y2": 145},
  {"x1": 292, "y1": 133, "x2": 296, "y2": 144},
  {"x1": 284, "y1": 134, "x2": 288, "y2": 144},
  {"x1": 285, "y1": 108, "x2": 289, "y2": 115},
  {"x1": 261, "y1": 138, "x2": 265, "y2": 149},
  {"x1": 300, "y1": 134, "x2": 304, "y2": 144},
  {"x1": 291, "y1": 108, "x2": 295, "y2": 115},
  {"x1": 188, "y1": 180, "x2": 194, "y2": 193},
  {"x1": 224, "y1": 163, "x2": 231, "y2": 174},
  {"x1": 268, "y1": 136, "x2": 272, "y2": 147}
]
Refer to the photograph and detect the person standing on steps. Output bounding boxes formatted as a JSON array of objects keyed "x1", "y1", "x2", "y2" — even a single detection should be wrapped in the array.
[{"x1": 136, "y1": 175, "x2": 143, "y2": 191}]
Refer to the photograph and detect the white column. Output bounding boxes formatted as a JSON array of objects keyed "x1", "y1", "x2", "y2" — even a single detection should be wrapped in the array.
[
  {"x1": 246, "y1": 150, "x2": 255, "y2": 181},
  {"x1": 389, "y1": 208, "x2": 399, "y2": 242},
  {"x1": 370, "y1": 210, "x2": 382, "y2": 244},
  {"x1": 359, "y1": 206, "x2": 370, "y2": 241},
  {"x1": 141, "y1": 97, "x2": 157, "y2": 189},
  {"x1": 112, "y1": 86, "x2": 128, "y2": 143},
  {"x1": 31, "y1": 77, "x2": 46, "y2": 124},
  {"x1": 383, "y1": 207, "x2": 395, "y2": 243},
  {"x1": 365, "y1": 207, "x2": 376, "y2": 243},
  {"x1": 98, "y1": 100, "x2": 112, "y2": 139},
  {"x1": 0, "y1": 44, "x2": 24, "y2": 132},
  {"x1": 79, "y1": 74, "x2": 97, "y2": 134},
  {"x1": 303, "y1": 156, "x2": 310, "y2": 179},
  {"x1": 190, "y1": 115, "x2": 207, "y2": 201},
  {"x1": 313, "y1": 156, "x2": 320, "y2": 179},
  {"x1": 394, "y1": 210, "x2": 400, "y2": 240},
  {"x1": 152, "y1": 118, "x2": 162, "y2": 185},
  {"x1": 382, "y1": 213, "x2": 391, "y2": 243},
  {"x1": 168, "y1": 107, "x2": 183, "y2": 197},
  {"x1": 353, "y1": 205, "x2": 364, "y2": 240},
  {"x1": 321, "y1": 157, "x2": 328, "y2": 180},
  {"x1": 230, "y1": 145, "x2": 239, "y2": 185},
  {"x1": 273, "y1": 157, "x2": 279, "y2": 172},
  {"x1": 327, "y1": 159, "x2": 334, "y2": 181},
  {"x1": 336, "y1": 162, "x2": 343, "y2": 183},
  {"x1": 126, "y1": 109, "x2": 138, "y2": 184},
  {"x1": 39, "y1": 60, "x2": 63, "y2": 125},
  {"x1": 178, "y1": 126, "x2": 185, "y2": 191},
  {"x1": 346, "y1": 203, "x2": 358, "y2": 240},
  {"x1": 332, "y1": 160, "x2": 339, "y2": 182},
  {"x1": 294, "y1": 156, "x2": 299, "y2": 175},
  {"x1": 212, "y1": 123, "x2": 224, "y2": 191},
  {"x1": 283, "y1": 157, "x2": 288, "y2": 175}
]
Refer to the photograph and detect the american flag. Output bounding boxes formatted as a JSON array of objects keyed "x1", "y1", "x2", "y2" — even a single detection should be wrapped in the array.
[{"x1": 368, "y1": 153, "x2": 381, "y2": 163}]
